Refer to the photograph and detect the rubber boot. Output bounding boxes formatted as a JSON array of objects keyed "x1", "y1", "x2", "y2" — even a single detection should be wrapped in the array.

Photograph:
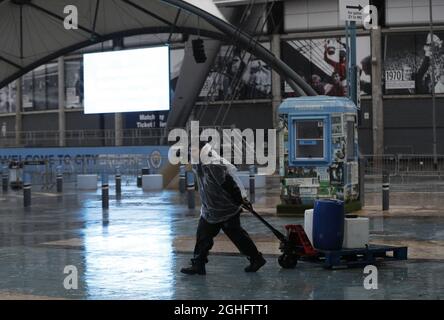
[
  {"x1": 244, "y1": 253, "x2": 266, "y2": 272},
  {"x1": 180, "y1": 262, "x2": 206, "y2": 275}
]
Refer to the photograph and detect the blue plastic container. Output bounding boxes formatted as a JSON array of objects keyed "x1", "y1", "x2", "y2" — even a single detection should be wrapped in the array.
[{"x1": 312, "y1": 199, "x2": 345, "y2": 250}]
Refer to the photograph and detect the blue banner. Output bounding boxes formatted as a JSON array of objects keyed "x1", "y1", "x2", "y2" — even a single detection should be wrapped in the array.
[{"x1": 0, "y1": 146, "x2": 170, "y2": 167}]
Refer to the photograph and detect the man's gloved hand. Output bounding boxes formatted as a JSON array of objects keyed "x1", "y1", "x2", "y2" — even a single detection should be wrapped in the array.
[{"x1": 241, "y1": 198, "x2": 253, "y2": 211}]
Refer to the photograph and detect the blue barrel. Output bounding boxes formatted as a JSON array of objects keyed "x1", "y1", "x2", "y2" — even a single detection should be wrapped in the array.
[{"x1": 313, "y1": 199, "x2": 344, "y2": 250}]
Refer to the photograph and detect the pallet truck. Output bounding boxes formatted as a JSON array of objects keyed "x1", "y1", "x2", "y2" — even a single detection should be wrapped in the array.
[
  {"x1": 242, "y1": 201, "x2": 316, "y2": 269},
  {"x1": 242, "y1": 202, "x2": 408, "y2": 269}
]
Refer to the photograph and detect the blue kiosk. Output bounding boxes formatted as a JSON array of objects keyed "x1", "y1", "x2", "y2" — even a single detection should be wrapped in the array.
[{"x1": 277, "y1": 96, "x2": 361, "y2": 214}]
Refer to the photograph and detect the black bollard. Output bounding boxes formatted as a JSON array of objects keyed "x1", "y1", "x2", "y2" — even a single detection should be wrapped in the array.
[
  {"x1": 56, "y1": 172, "x2": 63, "y2": 193},
  {"x1": 102, "y1": 179, "x2": 109, "y2": 209},
  {"x1": 115, "y1": 174, "x2": 121, "y2": 196},
  {"x1": 102, "y1": 211, "x2": 109, "y2": 227},
  {"x1": 186, "y1": 171, "x2": 195, "y2": 209},
  {"x1": 23, "y1": 182, "x2": 31, "y2": 207},
  {"x1": 249, "y1": 165, "x2": 255, "y2": 203},
  {"x1": 137, "y1": 175, "x2": 142, "y2": 188},
  {"x1": 382, "y1": 171, "x2": 390, "y2": 211},
  {"x1": 358, "y1": 157, "x2": 365, "y2": 207},
  {"x1": 179, "y1": 165, "x2": 186, "y2": 194},
  {"x1": 2, "y1": 170, "x2": 8, "y2": 192}
]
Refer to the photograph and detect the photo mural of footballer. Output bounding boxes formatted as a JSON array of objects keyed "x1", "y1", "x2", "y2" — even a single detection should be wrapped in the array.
[
  {"x1": 281, "y1": 37, "x2": 372, "y2": 98},
  {"x1": 384, "y1": 32, "x2": 444, "y2": 95}
]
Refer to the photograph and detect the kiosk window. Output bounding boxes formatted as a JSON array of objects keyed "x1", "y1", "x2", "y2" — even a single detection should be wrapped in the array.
[{"x1": 294, "y1": 120, "x2": 324, "y2": 159}]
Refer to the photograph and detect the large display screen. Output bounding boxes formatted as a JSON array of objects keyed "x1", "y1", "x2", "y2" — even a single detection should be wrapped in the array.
[{"x1": 83, "y1": 46, "x2": 170, "y2": 114}]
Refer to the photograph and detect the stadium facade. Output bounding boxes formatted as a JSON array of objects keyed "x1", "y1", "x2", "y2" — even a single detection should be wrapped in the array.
[{"x1": 0, "y1": 0, "x2": 443, "y2": 155}]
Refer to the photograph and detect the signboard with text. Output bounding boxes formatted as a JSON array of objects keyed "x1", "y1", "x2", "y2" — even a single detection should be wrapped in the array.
[
  {"x1": 339, "y1": 0, "x2": 369, "y2": 22},
  {"x1": 124, "y1": 111, "x2": 169, "y2": 129}
]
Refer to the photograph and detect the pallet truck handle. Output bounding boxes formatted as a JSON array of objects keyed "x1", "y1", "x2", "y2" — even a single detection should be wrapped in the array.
[{"x1": 242, "y1": 202, "x2": 287, "y2": 243}]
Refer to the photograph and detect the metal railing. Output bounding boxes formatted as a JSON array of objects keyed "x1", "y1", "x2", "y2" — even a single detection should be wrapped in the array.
[
  {"x1": 0, "y1": 126, "x2": 232, "y2": 148},
  {"x1": 0, "y1": 154, "x2": 170, "y2": 189},
  {"x1": 361, "y1": 154, "x2": 398, "y2": 175},
  {"x1": 362, "y1": 154, "x2": 444, "y2": 177},
  {"x1": 362, "y1": 154, "x2": 444, "y2": 207}
]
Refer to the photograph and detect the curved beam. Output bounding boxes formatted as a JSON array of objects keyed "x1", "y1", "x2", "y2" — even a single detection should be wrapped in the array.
[
  {"x1": 0, "y1": 0, "x2": 314, "y2": 96},
  {"x1": 161, "y1": 0, "x2": 316, "y2": 96},
  {"x1": 25, "y1": 2, "x2": 101, "y2": 38},
  {"x1": 0, "y1": 26, "x2": 225, "y2": 89}
]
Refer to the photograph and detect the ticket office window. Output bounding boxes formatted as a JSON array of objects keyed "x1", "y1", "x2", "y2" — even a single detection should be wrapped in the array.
[{"x1": 290, "y1": 116, "x2": 330, "y2": 165}]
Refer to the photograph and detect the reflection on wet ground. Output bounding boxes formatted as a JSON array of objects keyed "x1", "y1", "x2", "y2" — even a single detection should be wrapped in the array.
[{"x1": 0, "y1": 183, "x2": 443, "y2": 299}]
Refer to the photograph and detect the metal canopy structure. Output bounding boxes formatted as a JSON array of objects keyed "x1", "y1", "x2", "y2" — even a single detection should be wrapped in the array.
[{"x1": 0, "y1": 0, "x2": 315, "y2": 95}]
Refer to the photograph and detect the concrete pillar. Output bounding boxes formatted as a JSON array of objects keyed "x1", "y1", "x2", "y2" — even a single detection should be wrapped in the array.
[
  {"x1": 165, "y1": 38, "x2": 222, "y2": 128},
  {"x1": 111, "y1": 39, "x2": 124, "y2": 147},
  {"x1": 115, "y1": 113, "x2": 123, "y2": 146},
  {"x1": 58, "y1": 56, "x2": 66, "y2": 147},
  {"x1": 271, "y1": 33, "x2": 282, "y2": 129},
  {"x1": 15, "y1": 78, "x2": 22, "y2": 146},
  {"x1": 371, "y1": 28, "x2": 384, "y2": 158},
  {"x1": 271, "y1": 33, "x2": 283, "y2": 174}
]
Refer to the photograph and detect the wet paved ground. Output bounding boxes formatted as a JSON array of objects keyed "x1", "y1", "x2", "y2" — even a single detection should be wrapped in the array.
[{"x1": 0, "y1": 181, "x2": 443, "y2": 300}]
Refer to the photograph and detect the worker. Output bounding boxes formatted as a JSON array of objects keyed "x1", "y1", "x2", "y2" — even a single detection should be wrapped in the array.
[{"x1": 180, "y1": 142, "x2": 266, "y2": 275}]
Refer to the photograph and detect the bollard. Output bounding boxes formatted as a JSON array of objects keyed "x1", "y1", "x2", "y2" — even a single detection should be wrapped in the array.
[
  {"x1": 358, "y1": 157, "x2": 365, "y2": 208},
  {"x1": 23, "y1": 182, "x2": 31, "y2": 207},
  {"x1": 186, "y1": 171, "x2": 195, "y2": 209},
  {"x1": 249, "y1": 165, "x2": 255, "y2": 203},
  {"x1": 102, "y1": 211, "x2": 109, "y2": 227},
  {"x1": 2, "y1": 168, "x2": 8, "y2": 192},
  {"x1": 102, "y1": 175, "x2": 109, "y2": 209},
  {"x1": 179, "y1": 165, "x2": 186, "y2": 194},
  {"x1": 56, "y1": 168, "x2": 63, "y2": 193},
  {"x1": 382, "y1": 171, "x2": 389, "y2": 211},
  {"x1": 137, "y1": 175, "x2": 142, "y2": 188},
  {"x1": 115, "y1": 174, "x2": 121, "y2": 196}
]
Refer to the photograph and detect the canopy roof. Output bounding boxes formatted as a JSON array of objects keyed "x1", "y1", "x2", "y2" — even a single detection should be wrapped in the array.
[{"x1": 0, "y1": 0, "x2": 315, "y2": 95}]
